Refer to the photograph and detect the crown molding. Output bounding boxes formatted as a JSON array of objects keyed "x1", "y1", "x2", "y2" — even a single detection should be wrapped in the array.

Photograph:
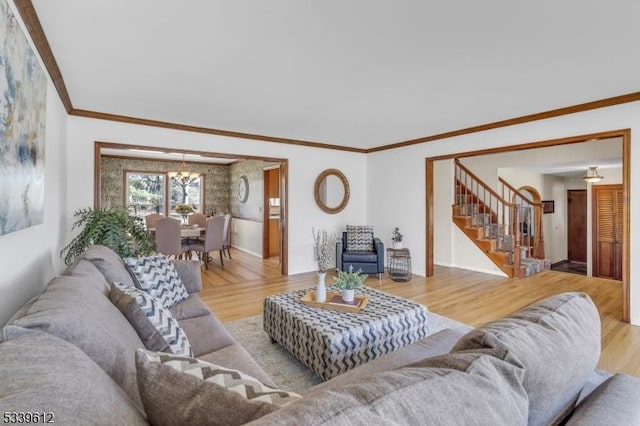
[
  {"x1": 15, "y1": 1, "x2": 640, "y2": 154},
  {"x1": 366, "y1": 92, "x2": 640, "y2": 153},
  {"x1": 70, "y1": 109, "x2": 366, "y2": 153},
  {"x1": 14, "y1": 0, "x2": 73, "y2": 112}
]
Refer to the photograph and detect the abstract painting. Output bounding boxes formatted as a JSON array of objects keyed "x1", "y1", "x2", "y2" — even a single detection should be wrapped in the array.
[{"x1": 0, "y1": 0, "x2": 47, "y2": 236}]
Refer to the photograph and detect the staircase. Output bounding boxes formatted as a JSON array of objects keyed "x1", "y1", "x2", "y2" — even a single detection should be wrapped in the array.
[{"x1": 452, "y1": 159, "x2": 550, "y2": 278}]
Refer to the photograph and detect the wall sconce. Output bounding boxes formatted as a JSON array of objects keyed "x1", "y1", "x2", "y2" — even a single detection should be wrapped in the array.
[{"x1": 583, "y1": 166, "x2": 604, "y2": 183}]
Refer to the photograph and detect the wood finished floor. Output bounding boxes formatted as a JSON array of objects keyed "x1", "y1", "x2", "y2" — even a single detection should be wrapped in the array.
[{"x1": 200, "y1": 248, "x2": 640, "y2": 377}]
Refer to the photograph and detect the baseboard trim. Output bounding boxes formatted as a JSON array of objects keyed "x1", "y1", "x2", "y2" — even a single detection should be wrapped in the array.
[
  {"x1": 451, "y1": 264, "x2": 508, "y2": 278},
  {"x1": 230, "y1": 245, "x2": 262, "y2": 258}
]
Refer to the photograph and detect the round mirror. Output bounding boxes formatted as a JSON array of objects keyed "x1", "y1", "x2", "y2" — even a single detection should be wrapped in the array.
[{"x1": 314, "y1": 169, "x2": 350, "y2": 214}]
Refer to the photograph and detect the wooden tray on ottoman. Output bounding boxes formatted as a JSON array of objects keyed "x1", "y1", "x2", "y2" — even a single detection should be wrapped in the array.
[{"x1": 300, "y1": 290, "x2": 369, "y2": 313}]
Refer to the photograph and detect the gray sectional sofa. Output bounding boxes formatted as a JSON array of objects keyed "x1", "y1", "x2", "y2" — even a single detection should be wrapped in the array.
[{"x1": 1, "y1": 244, "x2": 639, "y2": 425}]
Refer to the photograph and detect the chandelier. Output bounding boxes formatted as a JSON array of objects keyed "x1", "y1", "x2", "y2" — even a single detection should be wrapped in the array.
[
  {"x1": 582, "y1": 166, "x2": 604, "y2": 183},
  {"x1": 168, "y1": 154, "x2": 199, "y2": 180}
]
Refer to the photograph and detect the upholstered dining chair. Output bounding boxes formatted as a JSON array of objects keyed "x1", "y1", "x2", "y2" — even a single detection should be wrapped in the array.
[
  {"x1": 222, "y1": 213, "x2": 232, "y2": 259},
  {"x1": 188, "y1": 216, "x2": 225, "y2": 269},
  {"x1": 336, "y1": 225, "x2": 384, "y2": 279},
  {"x1": 187, "y1": 212, "x2": 207, "y2": 227},
  {"x1": 144, "y1": 213, "x2": 164, "y2": 229},
  {"x1": 186, "y1": 212, "x2": 207, "y2": 244},
  {"x1": 154, "y1": 217, "x2": 191, "y2": 259}
]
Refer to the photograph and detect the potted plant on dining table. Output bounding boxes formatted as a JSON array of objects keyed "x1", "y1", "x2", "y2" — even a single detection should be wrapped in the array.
[{"x1": 175, "y1": 204, "x2": 194, "y2": 224}]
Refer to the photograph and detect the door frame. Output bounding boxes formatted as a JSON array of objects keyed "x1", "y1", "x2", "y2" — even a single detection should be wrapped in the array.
[
  {"x1": 425, "y1": 129, "x2": 631, "y2": 322},
  {"x1": 94, "y1": 141, "x2": 289, "y2": 275}
]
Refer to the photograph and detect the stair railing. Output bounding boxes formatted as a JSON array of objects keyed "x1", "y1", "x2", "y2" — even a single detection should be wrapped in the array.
[
  {"x1": 454, "y1": 159, "x2": 522, "y2": 277},
  {"x1": 498, "y1": 178, "x2": 545, "y2": 260}
]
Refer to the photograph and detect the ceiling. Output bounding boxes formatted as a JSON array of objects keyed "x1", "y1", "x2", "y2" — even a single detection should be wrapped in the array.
[{"x1": 28, "y1": 1, "x2": 640, "y2": 150}]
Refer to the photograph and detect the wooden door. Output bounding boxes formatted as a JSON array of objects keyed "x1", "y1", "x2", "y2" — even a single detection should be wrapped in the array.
[
  {"x1": 567, "y1": 190, "x2": 587, "y2": 263},
  {"x1": 593, "y1": 185, "x2": 623, "y2": 280}
]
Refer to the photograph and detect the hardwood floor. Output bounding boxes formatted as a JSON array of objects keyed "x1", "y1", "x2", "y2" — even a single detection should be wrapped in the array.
[{"x1": 200, "y1": 249, "x2": 640, "y2": 377}]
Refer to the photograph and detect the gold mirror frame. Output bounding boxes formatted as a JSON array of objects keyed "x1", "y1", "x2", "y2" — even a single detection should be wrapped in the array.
[{"x1": 314, "y1": 168, "x2": 350, "y2": 214}]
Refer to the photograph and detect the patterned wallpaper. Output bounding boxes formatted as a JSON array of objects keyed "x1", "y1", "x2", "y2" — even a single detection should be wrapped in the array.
[
  {"x1": 229, "y1": 160, "x2": 266, "y2": 221},
  {"x1": 100, "y1": 157, "x2": 231, "y2": 215}
]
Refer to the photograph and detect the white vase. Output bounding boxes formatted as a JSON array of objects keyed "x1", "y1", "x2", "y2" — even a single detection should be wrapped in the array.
[
  {"x1": 316, "y1": 272, "x2": 327, "y2": 303},
  {"x1": 392, "y1": 241, "x2": 403, "y2": 249},
  {"x1": 341, "y1": 289, "x2": 355, "y2": 304}
]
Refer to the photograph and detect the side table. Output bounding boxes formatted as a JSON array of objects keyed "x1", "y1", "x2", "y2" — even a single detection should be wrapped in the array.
[{"x1": 387, "y1": 248, "x2": 412, "y2": 282}]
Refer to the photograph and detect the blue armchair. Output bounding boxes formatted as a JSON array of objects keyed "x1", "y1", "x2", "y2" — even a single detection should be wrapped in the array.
[{"x1": 336, "y1": 230, "x2": 384, "y2": 279}]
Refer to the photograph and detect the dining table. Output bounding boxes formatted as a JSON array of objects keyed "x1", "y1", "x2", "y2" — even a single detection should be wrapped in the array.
[{"x1": 148, "y1": 225, "x2": 205, "y2": 239}]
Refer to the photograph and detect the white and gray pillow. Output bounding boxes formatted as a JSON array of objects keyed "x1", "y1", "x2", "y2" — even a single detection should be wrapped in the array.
[
  {"x1": 136, "y1": 349, "x2": 301, "y2": 426},
  {"x1": 124, "y1": 254, "x2": 189, "y2": 308},
  {"x1": 110, "y1": 282, "x2": 193, "y2": 357},
  {"x1": 346, "y1": 225, "x2": 374, "y2": 251}
]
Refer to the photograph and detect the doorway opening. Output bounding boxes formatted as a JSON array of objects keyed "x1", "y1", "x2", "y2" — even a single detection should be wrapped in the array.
[
  {"x1": 426, "y1": 129, "x2": 630, "y2": 322},
  {"x1": 552, "y1": 189, "x2": 588, "y2": 276},
  {"x1": 93, "y1": 141, "x2": 289, "y2": 275},
  {"x1": 263, "y1": 166, "x2": 282, "y2": 265}
]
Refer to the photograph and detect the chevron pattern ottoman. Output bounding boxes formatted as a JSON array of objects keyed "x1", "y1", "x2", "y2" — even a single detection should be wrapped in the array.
[{"x1": 263, "y1": 286, "x2": 429, "y2": 381}]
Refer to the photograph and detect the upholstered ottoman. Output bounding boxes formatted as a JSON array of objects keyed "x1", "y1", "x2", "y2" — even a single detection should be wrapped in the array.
[{"x1": 263, "y1": 286, "x2": 429, "y2": 380}]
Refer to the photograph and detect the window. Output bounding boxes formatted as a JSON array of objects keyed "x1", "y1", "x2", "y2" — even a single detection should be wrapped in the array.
[
  {"x1": 169, "y1": 176, "x2": 203, "y2": 218},
  {"x1": 125, "y1": 172, "x2": 204, "y2": 219},
  {"x1": 126, "y1": 172, "x2": 166, "y2": 218}
]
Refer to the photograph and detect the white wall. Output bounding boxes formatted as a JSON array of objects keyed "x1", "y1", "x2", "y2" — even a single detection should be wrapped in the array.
[
  {"x1": 0, "y1": 3, "x2": 69, "y2": 325},
  {"x1": 66, "y1": 117, "x2": 367, "y2": 275},
  {"x1": 367, "y1": 101, "x2": 640, "y2": 324},
  {"x1": 546, "y1": 175, "x2": 568, "y2": 264},
  {"x1": 231, "y1": 218, "x2": 262, "y2": 257}
]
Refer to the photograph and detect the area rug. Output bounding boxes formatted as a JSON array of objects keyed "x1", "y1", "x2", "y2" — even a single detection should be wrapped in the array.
[{"x1": 224, "y1": 312, "x2": 471, "y2": 392}]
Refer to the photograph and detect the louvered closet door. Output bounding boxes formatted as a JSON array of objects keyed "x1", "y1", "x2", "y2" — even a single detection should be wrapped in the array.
[{"x1": 593, "y1": 185, "x2": 623, "y2": 280}]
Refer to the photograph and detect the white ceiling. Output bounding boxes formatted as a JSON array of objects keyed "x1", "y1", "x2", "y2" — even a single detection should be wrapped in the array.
[{"x1": 32, "y1": 0, "x2": 640, "y2": 150}]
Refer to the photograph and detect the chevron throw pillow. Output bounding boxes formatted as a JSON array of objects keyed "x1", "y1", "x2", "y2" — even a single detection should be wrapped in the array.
[
  {"x1": 136, "y1": 349, "x2": 301, "y2": 426},
  {"x1": 346, "y1": 225, "x2": 374, "y2": 251},
  {"x1": 110, "y1": 282, "x2": 193, "y2": 357},
  {"x1": 124, "y1": 254, "x2": 189, "y2": 309}
]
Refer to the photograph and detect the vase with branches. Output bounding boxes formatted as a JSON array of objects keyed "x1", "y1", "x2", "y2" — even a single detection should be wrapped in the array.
[
  {"x1": 60, "y1": 207, "x2": 154, "y2": 265},
  {"x1": 312, "y1": 228, "x2": 337, "y2": 303}
]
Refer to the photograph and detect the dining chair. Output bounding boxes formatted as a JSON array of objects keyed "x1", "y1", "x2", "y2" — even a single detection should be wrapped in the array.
[
  {"x1": 145, "y1": 213, "x2": 164, "y2": 229},
  {"x1": 188, "y1": 216, "x2": 225, "y2": 269},
  {"x1": 154, "y1": 217, "x2": 191, "y2": 259},
  {"x1": 222, "y1": 213, "x2": 232, "y2": 259},
  {"x1": 187, "y1": 212, "x2": 207, "y2": 244},
  {"x1": 187, "y1": 212, "x2": 207, "y2": 227}
]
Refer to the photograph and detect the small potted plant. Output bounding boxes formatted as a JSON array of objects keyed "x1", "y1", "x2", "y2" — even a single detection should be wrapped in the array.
[
  {"x1": 334, "y1": 265, "x2": 367, "y2": 304},
  {"x1": 312, "y1": 228, "x2": 337, "y2": 303},
  {"x1": 175, "y1": 204, "x2": 194, "y2": 223},
  {"x1": 392, "y1": 226, "x2": 403, "y2": 249}
]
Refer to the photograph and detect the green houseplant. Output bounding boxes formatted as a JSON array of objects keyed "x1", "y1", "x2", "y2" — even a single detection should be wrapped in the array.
[
  {"x1": 60, "y1": 207, "x2": 154, "y2": 265},
  {"x1": 334, "y1": 265, "x2": 367, "y2": 303}
]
